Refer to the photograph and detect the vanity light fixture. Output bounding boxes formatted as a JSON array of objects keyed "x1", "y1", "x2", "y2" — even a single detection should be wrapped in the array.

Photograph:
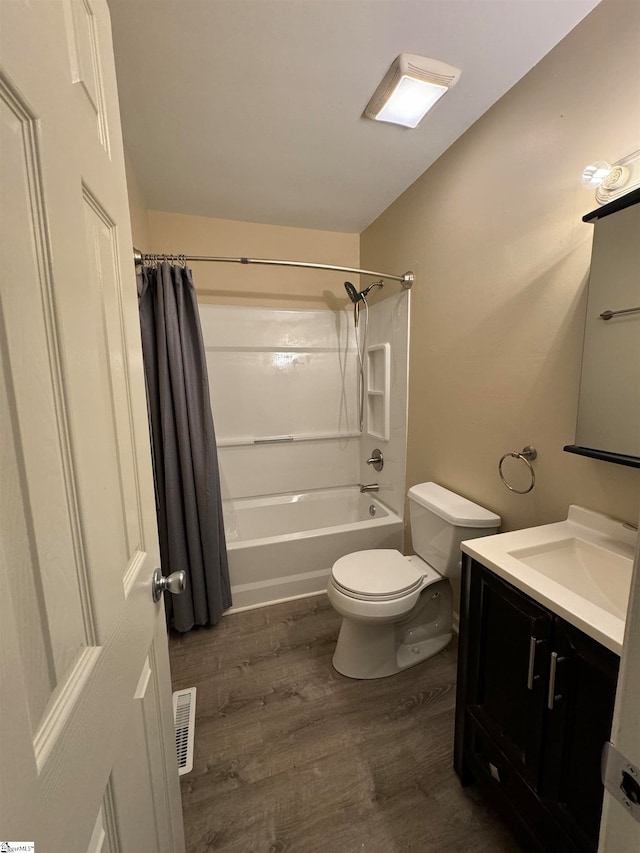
[
  {"x1": 364, "y1": 53, "x2": 462, "y2": 129},
  {"x1": 581, "y1": 153, "x2": 640, "y2": 205},
  {"x1": 581, "y1": 160, "x2": 629, "y2": 191}
]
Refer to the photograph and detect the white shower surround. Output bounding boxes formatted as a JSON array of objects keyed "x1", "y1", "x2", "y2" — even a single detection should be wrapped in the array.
[
  {"x1": 199, "y1": 296, "x2": 409, "y2": 609},
  {"x1": 224, "y1": 487, "x2": 403, "y2": 610}
]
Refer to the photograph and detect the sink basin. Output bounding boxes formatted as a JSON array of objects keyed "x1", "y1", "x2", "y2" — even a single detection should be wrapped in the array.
[
  {"x1": 462, "y1": 505, "x2": 637, "y2": 654},
  {"x1": 509, "y1": 537, "x2": 632, "y2": 620}
]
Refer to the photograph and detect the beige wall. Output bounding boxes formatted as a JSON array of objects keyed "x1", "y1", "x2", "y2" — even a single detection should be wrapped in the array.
[
  {"x1": 361, "y1": 0, "x2": 640, "y2": 534},
  {"x1": 123, "y1": 164, "x2": 359, "y2": 310},
  {"x1": 146, "y1": 210, "x2": 359, "y2": 310}
]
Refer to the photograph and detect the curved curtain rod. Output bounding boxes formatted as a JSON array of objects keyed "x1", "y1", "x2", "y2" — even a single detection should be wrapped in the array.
[{"x1": 133, "y1": 248, "x2": 414, "y2": 288}]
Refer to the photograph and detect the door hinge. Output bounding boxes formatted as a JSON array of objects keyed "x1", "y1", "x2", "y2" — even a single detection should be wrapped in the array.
[{"x1": 602, "y1": 741, "x2": 640, "y2": 822}]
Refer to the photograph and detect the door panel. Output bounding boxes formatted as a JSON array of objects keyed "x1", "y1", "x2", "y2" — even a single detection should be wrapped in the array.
[
  {"x1": 111, "y1": 615, "x2": 180, "y2": 853},
  {"x1": 0, "y1": 1, "x2": 185, "y2": 850},
  {"x1": 82, "y1": 185, "x2": 143, "y2": 567},
  {"x1": 0, "y1": 62, "x2": 94, "y2": 737},
  {"x1": 64, "y1": 0, "x2": 110, "y2": 151},
  {"x1": 86, "y1": 804, "x2": 116, "y2": 853}
]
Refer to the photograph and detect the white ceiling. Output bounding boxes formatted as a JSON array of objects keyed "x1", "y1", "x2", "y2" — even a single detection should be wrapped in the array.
[{"x1": 108, "y1": 0, "x2": 600, "y2": 233}]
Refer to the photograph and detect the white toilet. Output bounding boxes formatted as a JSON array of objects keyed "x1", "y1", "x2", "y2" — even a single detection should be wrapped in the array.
[{"x1": 327, "y1": 482, "x2": 500, "y2": 679}]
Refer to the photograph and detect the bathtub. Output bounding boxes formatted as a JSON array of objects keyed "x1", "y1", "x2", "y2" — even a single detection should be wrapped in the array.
[{"x1": 223, "y1": 486, "x2": 403, "y2": 611}]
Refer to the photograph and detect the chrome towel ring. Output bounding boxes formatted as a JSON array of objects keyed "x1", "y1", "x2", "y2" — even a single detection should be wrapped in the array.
[{"x1": 499, "y1": 446, "x2": 537, "y2": 494}]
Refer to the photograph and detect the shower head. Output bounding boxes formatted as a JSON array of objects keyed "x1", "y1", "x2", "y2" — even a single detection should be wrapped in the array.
[
  {"x1": 360, "y1": 281, "x2": 384, "y2": 299},
  {"x1": 344, "y1": 281, "x2": 360, "y2": 304},
  {"x1": 344, "y1": 280, "x2": 384, "y2": 304}
]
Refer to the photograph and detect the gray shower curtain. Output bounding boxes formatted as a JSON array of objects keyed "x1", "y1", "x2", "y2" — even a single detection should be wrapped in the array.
[{"x1": 139, "y1": 261, "x2": 231, "y2": 631}]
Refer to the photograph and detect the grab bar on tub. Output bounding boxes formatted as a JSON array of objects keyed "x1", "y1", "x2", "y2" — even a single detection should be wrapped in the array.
[{"x1": 218, "y1": 432, "x2": 362, "y2": 447}]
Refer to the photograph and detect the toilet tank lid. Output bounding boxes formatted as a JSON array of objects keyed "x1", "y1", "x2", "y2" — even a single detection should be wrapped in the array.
[{"x1": 408, "y1": 483, "x2": 501, "y2": 528}]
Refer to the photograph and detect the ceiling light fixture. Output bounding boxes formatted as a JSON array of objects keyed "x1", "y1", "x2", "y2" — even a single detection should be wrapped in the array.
[{"x1": 364, "y1": 53, "x2": 462, "y2": 129}]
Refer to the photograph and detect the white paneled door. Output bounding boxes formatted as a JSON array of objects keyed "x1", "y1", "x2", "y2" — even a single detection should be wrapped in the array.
[{"x1": 0, "y1": 1, "x2": 185, "y2": 851}]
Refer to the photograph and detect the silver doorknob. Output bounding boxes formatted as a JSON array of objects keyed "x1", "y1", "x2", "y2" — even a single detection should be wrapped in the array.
[{"x1": 152, "y1": 568, "x2": 186, "y2": 602}]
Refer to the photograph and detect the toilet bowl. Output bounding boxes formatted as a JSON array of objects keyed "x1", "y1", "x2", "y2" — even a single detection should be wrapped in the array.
[
  {"x1": 327, "y1": 483, "x2": 500, "y2": 679},
  {"x1": 327, "y1": 551, "x2": 453, "y2": 678}
]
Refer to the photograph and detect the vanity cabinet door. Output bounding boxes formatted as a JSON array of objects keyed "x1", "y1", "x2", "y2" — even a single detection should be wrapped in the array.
[
  {"x1": 466, "y1": 562, "x2": 553, "y2": 789},
  {"x1": 541, "y1": 618, "x2": 619, "y2": 851}
]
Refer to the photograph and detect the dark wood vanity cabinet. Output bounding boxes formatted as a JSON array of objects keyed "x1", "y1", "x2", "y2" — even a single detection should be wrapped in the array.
[{"x1": 454, "y1": 556, "x2": 619, "y2": 853}]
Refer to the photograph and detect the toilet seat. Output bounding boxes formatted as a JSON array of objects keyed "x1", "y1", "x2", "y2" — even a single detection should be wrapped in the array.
[{"x1": 331, "y1": 549, "x2": 425, "y2": 601}]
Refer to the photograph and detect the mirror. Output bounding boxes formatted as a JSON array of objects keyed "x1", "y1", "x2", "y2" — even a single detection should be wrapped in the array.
[{"x1": 565, "y1": 189, "x2": 640, "y2": 468}]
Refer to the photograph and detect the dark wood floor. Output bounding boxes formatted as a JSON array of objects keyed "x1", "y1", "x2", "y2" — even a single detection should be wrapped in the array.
[{"x1": 169, "y1": 594, "x2": 523, "y2": 853}]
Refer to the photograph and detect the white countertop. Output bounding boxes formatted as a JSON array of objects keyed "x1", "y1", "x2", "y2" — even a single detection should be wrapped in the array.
[{"x1": 461, "y1": 505, "x2": 637, "y2": 655}]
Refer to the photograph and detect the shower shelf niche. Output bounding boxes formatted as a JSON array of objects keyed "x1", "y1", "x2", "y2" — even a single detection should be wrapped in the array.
[{"x1": 366, "y1": 343, "x2": 390, "y2": 441}]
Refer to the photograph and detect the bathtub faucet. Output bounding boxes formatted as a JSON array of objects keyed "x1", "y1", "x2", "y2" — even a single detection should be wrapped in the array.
[{"x1": 359, "y1": 483, "x2": 379, "y2": 493}]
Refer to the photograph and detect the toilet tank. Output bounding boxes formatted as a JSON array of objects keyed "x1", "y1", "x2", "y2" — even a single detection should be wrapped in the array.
[{"x1": 408, "y1": 483, "x2": 500, "y2": 578}]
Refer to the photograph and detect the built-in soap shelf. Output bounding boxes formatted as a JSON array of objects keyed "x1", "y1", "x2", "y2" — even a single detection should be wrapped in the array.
[{"x1": 366, "y1": 343, "x2": 390, "y2": 441}]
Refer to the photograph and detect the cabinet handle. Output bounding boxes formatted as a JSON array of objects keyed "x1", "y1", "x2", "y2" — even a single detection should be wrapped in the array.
[
  {"x1": 547, "y1": 651, "x2": 565, "y2": 710},
  {"x1": 527, "y1": 635, "x2": 537, "y2": 690}
]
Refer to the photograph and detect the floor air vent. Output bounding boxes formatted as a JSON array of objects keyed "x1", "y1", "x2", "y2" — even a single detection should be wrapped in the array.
[{"x1": 173, "y1": 687, "x2": 196, "y2": 776}]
